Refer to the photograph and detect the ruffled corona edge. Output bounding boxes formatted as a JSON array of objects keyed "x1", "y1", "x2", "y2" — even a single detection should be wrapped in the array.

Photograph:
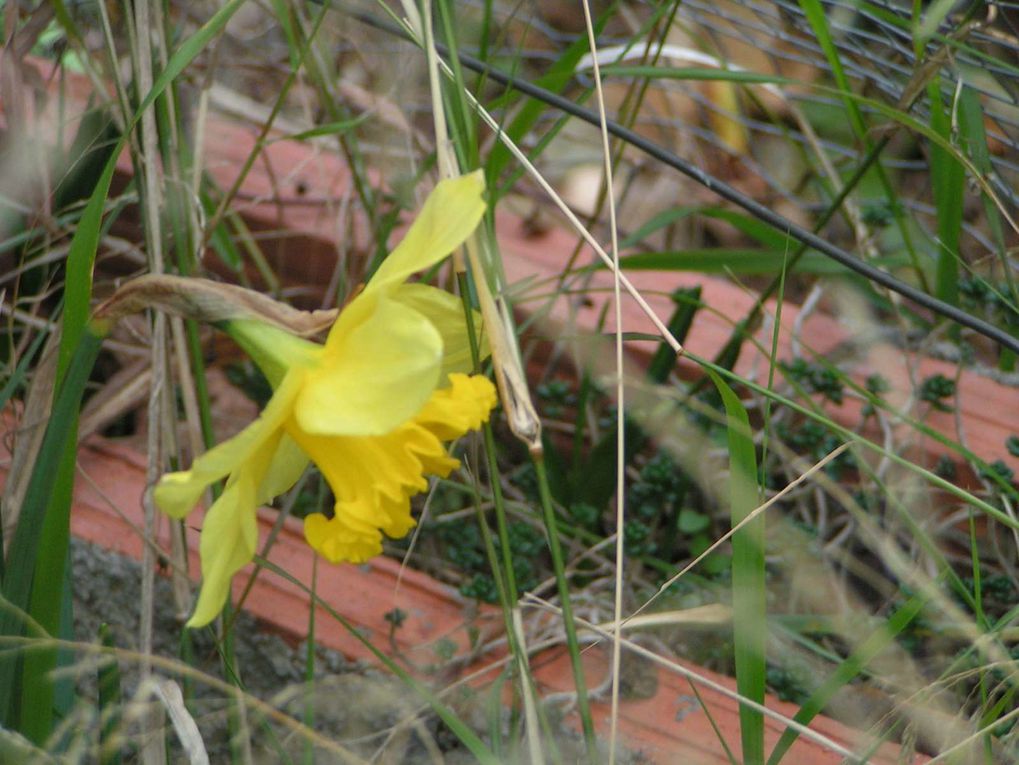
[{"x1": 302, "y1": 373, "x2": 498, "y2": 563}]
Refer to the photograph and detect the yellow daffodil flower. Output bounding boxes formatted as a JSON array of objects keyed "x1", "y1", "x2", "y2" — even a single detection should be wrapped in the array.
[{"x1": 154, "y1": 172, "x2": 497, "y2": 627}]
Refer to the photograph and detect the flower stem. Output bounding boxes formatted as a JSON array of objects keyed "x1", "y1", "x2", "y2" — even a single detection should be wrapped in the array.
[{"x1": 533, "y1": 456, "x2": 599, "y2": 760}]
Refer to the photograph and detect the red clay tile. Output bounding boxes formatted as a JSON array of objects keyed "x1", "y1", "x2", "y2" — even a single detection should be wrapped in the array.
[{"x1": 0, "y1": 425, "x2": 926, "y2": 762}]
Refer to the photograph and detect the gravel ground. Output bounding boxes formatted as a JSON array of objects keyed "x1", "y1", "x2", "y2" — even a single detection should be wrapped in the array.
[
  {"x1": 70, "y1": 539, "x2": 479, "y2": 763},
  {"x1": 69, "y1": 539, "x2": 640, "y2": 763}
]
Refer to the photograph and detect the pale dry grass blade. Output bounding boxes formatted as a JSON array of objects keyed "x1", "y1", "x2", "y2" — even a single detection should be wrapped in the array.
[
  {"x1": 143, "y1": 678, "x2": 210, "y2": 765},
  {"x1": 577, "y1": 2, "x2": 627, "y2": 759},
  {"x1": 512, "y1": 606, "x2": 547, "y2": 765},
  {"x1": 123, "y1": 0, "x2": 171, "y2": 758},
  {"x1": 78, "y1": 361, "x2": 151, "y2": 440}
]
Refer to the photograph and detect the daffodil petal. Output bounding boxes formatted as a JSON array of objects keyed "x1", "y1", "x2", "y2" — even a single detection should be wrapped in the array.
[
  {"x1": 393, "y1": 283, "x2": 487, "y2": 377},
  {"x1": 366, "y1": 171, "x2": 486, "y2": 293},
  {"x1": 415, "y1": 373, "x2": 498, "y2": 441},
  {"x1": 185, "y1": 459, "x2": 262, "y2": 628},
  {"x1": 289, "y1": 424, "x2": 429, "y2": 515},
  {"x1": 292, "y1": 371, "x2": 497, "y2": 566},
  {"x1": 153, "y1": 371, "x2": 304, "y2": 519},
  {"x1": 294, "y1": 296, "x2": 442, "y2": 436},
  {"x1": 256, "y1": 433, "x2": 309, "y2": 505},
  {"x1": 304, "y1": 502, "x2": 386, "y2": 564}
]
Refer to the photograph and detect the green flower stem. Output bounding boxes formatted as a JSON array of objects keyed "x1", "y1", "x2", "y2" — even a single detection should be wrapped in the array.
[
  {"x1": 456, "y1": 272, "x2": 521, "y2": 602},
  {"x1": 533, "y1": 456, "x2": 598, "y2": 760},
  {"x1": 458, "y1": 272, "x2": 563, "y2": 756}
]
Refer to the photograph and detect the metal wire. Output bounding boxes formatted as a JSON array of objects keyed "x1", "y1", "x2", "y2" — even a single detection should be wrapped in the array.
[
  {"x1": 343, "y1": 6, "x2": 1017, "y2": 353},
  {"x1": 674, "y1": 0, "x2": 1019, "y2": 208}
]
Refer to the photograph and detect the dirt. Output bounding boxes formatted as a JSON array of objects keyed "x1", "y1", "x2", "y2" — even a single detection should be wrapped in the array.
[
  {"x1": 69, "y1": 539, "x2": 641, "y2": 763},
  {"x1": 70, "y1": 539, "x2": 475, "y2": 763}
]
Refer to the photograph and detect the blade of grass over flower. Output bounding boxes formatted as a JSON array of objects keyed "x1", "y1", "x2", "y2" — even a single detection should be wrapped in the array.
[
  {"x1": 413, "y1": 46, "x2": 687, "y2": 356},
  {"x1": 708, "y1": 370, "x2": 765, "y2": 764},
  {"x1": 255, "y1": 558, "x2": 498, "y2": 764},
  {"x1": 456, "y1": 273, "x2": 558, "y2": 753},
  {"x1": 415, "y1": 0, "x2": 558, "y2": 746}
]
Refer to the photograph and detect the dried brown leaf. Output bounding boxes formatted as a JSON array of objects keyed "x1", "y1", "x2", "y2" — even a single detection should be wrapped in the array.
[{"x1": 94, "y1": 275, "x2": 337, "y2": 337}]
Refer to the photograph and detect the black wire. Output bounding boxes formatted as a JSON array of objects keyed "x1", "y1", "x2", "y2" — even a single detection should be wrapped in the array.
[{"x1": 335, "y1": 4, "x2": 1019, "y2": 356}]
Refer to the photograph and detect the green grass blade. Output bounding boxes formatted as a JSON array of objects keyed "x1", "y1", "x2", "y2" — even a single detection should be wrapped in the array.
[
  {"x1": 302, "y1": 559, "x2": 317, "y2": 765},
  {"x1": 602, "y1": 66, "x2": 791, "y2": 86},
  {"x1": 956, "y1": 84, "x2": 1015, "y2": 371},
  {"x1": 796, "y1": 0, "x2": 866, "y2": 137},
  {"x1": 647, "y1": 286, "x2": 701, "y2": 384},
  {"x1": 708, "y1": 369, "x2": 765, "y2": 764},
  {"x1": 2, "y1": 114, "x2": 118, "y2": 736},
  {"x1": 19, "y1": 429, "x2": 78, "y2": 744},
  {"x1": 269, "y1": 116, "x2": 370, "y2": 143},
  {"x1": 2, "y1": 0, "x2": 244, "y2": 736},
  {"x1": 132, "y1": 0, "x2": 248, "y2": 123},
  {"x1": 54, "y1": 153, "x2": 116, "y2": 379},
  {"x1": 928, "y1": 80, "x2": 964, "y2": 306},
  {"x1": 486, "y1": 9, "x2": 612, "y2": 185},
  {"x1": 0, "y1": 325, "x2": 105, "y2": 728},
  {"x1": 615, "y1": 248, "x2": 881, "y2": 275}
]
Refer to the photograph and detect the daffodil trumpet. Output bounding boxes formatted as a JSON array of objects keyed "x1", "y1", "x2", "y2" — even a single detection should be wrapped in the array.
[{"x1": 152, "y1": 172, "x2": 496, "y2": 627}]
